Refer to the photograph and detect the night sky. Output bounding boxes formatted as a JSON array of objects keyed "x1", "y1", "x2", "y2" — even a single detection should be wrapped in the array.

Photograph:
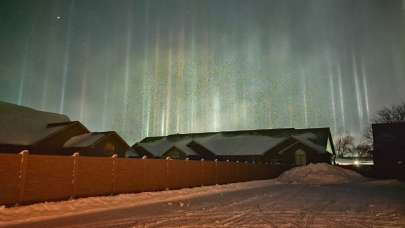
[{"x1": 0, "y1": 0, "x2": 404, "y2": 144}]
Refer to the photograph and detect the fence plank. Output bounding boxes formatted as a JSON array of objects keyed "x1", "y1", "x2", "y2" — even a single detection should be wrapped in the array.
[
  {"x1": 22, "y1": 154, "x2": 73, "y2": 204},
  {"x1": 115, "y1": 158, "x2": 145, "y2": 194},
  {"x1": 143, "y1": 159, "x2": 167, "y2": 192},
  {"x1": 0, "y1": 154, "x2": 20, "y2": 206},
  {"x1": 76, "y1": 157, "x2": 113, "y2": 197}
]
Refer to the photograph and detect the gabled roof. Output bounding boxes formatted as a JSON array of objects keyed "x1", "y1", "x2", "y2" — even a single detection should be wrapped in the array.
[
  {"x1": 133, "y1": 127, "x2": 334, "y2": 157},
  {"x1": 266, "y1": 134, "x2": 326, "y2": 156},
  {"x1": 0, "y1": 101, "x2": 71, "y2": 145},
  {"x1": 161, "y1": 145, "x2": 191, "y2": 158},
  {"x1": 136, "y1": 135, "x2": 199, "y2": 157},
  {"x1": 63, "y1": 131, "x2": 129, "y2": 148},
  {"x1": 132, "y1": 143, "x2": 155, "y2": 158},
  {"x1": 187, "y1": 140, "x2": 216, "y2": 158},
  {"x1": 193, "y1": 133, "x2": 286, "y2": 156},
  {"x1": 291, "y1": 134, "x2": 325, "y2": 154}
]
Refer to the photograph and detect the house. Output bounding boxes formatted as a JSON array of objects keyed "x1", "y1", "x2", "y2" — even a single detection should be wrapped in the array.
[
  {"x1": 372, "y1": 122, "x2": 405, "y2": 179},
  {"x1": 263, "y1": 128, "x2": 335, "y2": 165},
  {"x1": 0, "y1": 101, "x2": 89, "y2": 154},
  {"x1": 63, "y1": 131, "x2": 130, "y2": 157},
  {"x1": 132, "y1": 128, "x2": 335, "y2": 165}
]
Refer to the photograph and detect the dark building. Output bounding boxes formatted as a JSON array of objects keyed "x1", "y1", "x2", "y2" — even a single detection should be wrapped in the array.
[
  {"x1": 372, "y1": 122, "x2": 405, "y2": 179},
  {"x1": 63, "y1": 131, "x2": 130, "y2": 157},
  {"x1": 132, "y1": 128, "x2": 335, "y2": 165},
  {"x1": 0, "y1": 101, "x2": 90, "y2": 155}
]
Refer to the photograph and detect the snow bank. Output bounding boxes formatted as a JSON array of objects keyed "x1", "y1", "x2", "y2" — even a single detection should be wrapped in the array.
[
  {"x1": 277, "y1": 163, "x2": 366, "y2": 185},
  {"x1": 0, "y1": 180, "x2": 275, "y2": 225}
]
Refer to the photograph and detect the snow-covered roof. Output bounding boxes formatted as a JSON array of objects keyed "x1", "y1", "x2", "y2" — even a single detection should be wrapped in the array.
[
  {"x1": 140, "y1": 136, "x2": 199, "y2": 157},
  {"x1": 0, "y1": 101, "x2": 70, "y2": 145},
  {"x1": 194, "y1": 133, "x2": 287, "y2": 156},
  {"x1": 136, "y1": 128, "x2": 333, "y2": 158},
  {"x1": 63, "y1": 133, "x2": 106, "y2": 148},
  {"x1": 63, "y1": 132, "x2": 129, "y2": 148},
  {"x1": 291, "y1": 133, "x2": 326, "y2": 153}
]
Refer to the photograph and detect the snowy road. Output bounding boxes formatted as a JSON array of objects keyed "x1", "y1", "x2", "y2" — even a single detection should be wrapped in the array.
[{"x1": 3, "y1": 180, "x2": 405, "y2": 228}]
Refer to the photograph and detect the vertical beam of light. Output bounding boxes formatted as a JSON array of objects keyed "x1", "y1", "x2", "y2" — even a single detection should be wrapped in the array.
[
  {"x1": 287, "y1": 73, "x2": 293, "y2": 128},
  {"x1": 41, "y1": 1, "x2": 58, "y2": 110},
  {"x1": 189, "y1": 17, "x2": 197, "y2": 132},
  {"x1": 160, "y1": 109, "x2": 165, "y2": 136},
  {"x1": 79, "y1": 28, "x2": 91, "y2": 122},
  {"x1": 41, "y1": 71, "x2": 49, "y2": 109},
  {"x1": 59, "y1": 0, "x2": 75, "y2": 114},
  {"x1": 175, "y1": 26, "x2": 185, "y2": 133},
  {"x1": 41, "y1": 32, "x2": 53, "y2": 109},
  {"x1": 153, "y1": 21, "x2": 161, "y2": 135},
  {"x1": 122, "y1": 8, "x2": 133, "y2": 131},
  {"x1": 18, "y1": 23, "x2": 35, "y2": 105},
  {"x1": 301, "y1": 67, "x2": 309, "y2": 128},
  {"x1": 352, "y1": 51, "x2": 364, "y2": 133},
  {"x1": 142, "y1": 0, "x2": 150, "y2": 137},
  {"x1": 327, "y1": 54, "x2": 337, "y2": 133},
  {"x1": 337, "y1": 64, "x2": 346, "y2": 134},
  {"x1": 361, "y1": 59, "x2": 370, "y2": 123},
  {"x1": 212, "y1": 95, "x2": 220, "y2": 131},
  {"x1": 79, "y1": 74, "x2": 87, "y2": 121},
  {"x1": 165, "y1": 31, "x2": 173, "y2": 136},
  {"x1": 101, "y1": 70, "x2": 110, "y2": 130}
]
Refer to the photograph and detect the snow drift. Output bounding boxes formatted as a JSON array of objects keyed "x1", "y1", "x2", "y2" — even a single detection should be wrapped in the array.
[{"x1": 277, "y1": 163, "x2": 366, "y2": 185}]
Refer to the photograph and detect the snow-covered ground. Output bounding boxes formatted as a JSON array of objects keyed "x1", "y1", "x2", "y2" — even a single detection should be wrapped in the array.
[{"x1": 1, "y1": 164, "x2": 405, "y2": 227}]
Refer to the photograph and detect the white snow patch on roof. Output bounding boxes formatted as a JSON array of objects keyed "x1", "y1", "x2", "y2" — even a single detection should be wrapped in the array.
[
  {"x1": 277, "y1": 163, "x2": 366, "y2": 185},
  {"x1": 63, "y1": 133, "x2": 105, "y2": 148},
  {"x1": 195, "y1": 134, "x2": 287, "y2": 156},
  {"x1": 142, "y1": 136, "x2": 198, "y2": 157},
  {"x1": 291, "y1": 133, "x2": 326, "y2": 154},
  {"x1": 0, "y1": 102, "x2": 70, "y2": 145}
]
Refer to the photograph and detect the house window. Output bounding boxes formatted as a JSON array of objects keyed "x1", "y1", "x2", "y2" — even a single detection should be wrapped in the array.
[
  {"x1": 295, "y1": 149, "x2": 307, "y2": 166},
  {"x1": 105, "y1": 143, "x2": 115, "y2": 154}
]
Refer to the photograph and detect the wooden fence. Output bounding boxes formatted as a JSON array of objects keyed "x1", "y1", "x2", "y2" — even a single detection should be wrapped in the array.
[{"x1": 0, "y1": 152, "x2": 287, "y2": 206}]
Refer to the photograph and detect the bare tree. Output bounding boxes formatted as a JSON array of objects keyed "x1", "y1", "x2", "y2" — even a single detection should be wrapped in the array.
[
  {"x1": 356, "y1": 143, "x2": 372, "y2": 158},
  {"x1": 335, "y1": 135, "x2": 355, "y2": 157},
  {"x1": 364, "y1": 101, "x2": 405, "y2": 145}
]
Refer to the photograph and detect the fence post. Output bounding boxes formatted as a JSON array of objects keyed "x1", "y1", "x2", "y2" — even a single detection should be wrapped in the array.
[
  {"x1": 200, "y1": 158, "x2": 205, "y2": 186},
  {"x1": 214, "y1": 159, "x2": 218, "y2": 185},
  {"x1": 165, "y1": 157, "x2": 171, "y2": 190},
  {"x1": 111, "y1": 154, "x2": 118, "y2": 195},
  {"x1": 142, "y1": 155, "x2": 147, "y2": 192},
  {"x1": 17, "y1": 150, "x2": 29, "y2": 205},
  {"x1": 71, "y1": 152, "x2": 80, "y2": 199}
]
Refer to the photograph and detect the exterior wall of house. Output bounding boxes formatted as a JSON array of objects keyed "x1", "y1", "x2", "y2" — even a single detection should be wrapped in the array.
[
  {"x1": 372, "y1": 123, "x2": 405, "y2": 179},
  {"x1": 264, "y1": 143, "x2": 331, "y2": 165}
]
